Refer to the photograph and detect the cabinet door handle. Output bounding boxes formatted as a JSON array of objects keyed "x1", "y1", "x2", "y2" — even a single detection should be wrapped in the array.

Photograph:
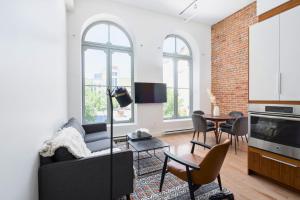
[{"x1": 262, "y1": 155, "x2": 297, "y2": 168}]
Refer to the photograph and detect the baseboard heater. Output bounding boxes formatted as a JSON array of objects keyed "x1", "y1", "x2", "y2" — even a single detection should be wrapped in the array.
[{"x1": 164, "y1": 128, "x2": 193, "y2": 134}]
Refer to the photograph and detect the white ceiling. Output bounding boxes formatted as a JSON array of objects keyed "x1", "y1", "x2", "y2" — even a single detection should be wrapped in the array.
[{"x1": 111, "y1": 0, "x2": 255, "y2": 25}]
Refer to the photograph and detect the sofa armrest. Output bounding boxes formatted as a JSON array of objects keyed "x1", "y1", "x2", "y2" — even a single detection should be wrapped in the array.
[
  {"x1": 82, "y1": 123, "x2": 107, "y2": 133},
  {"x1": 38, "y1": 150, "x2": 133, "y2": 200}
]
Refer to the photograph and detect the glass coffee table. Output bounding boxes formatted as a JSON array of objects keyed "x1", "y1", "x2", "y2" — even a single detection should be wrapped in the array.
[{"x1": 127, "y1": 137, "x2": 170, "y2": 176}]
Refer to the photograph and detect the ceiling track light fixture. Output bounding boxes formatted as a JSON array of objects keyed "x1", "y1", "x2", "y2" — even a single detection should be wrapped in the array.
[{"x1": 179, "y1": 0, "x2": 199, "y2": 16}]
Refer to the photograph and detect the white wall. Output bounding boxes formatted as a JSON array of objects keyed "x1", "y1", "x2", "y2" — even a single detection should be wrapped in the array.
[
  {"x1": 0, "y1": 1, "x2": 68, "y2": 200},
  {"x1": 257, "y1": 0, "x2": 289, "y2": 15},
  {"x1": 67, "y1": 0, "x2": 211, "y2": 136}
]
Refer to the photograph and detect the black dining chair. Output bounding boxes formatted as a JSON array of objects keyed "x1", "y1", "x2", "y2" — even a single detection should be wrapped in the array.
[
  {"x1": 220, "y1": 117, "x2": 248, "y2": 154},
  {"x1": 192, "y1": 114, "x2": 216, "y2": 144},
  {"x1": 193, "y1": 110, "x2": 215, "y2": 127},
  {"x1": 219, "y1": 111, "x2": 244, "y2": 141}
]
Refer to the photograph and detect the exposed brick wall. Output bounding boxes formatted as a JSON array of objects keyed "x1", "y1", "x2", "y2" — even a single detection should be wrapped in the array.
[{"x1": 211, "y1": 2, "x2": 257, "y2": 115}]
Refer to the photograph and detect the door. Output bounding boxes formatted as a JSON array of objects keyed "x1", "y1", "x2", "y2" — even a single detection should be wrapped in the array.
[
  {"x1": 279, "y1": 5, "x2": 300, "y2": 101},
  {"x1": 249, "y1": 15, "x2": 280, "y2": 101}
]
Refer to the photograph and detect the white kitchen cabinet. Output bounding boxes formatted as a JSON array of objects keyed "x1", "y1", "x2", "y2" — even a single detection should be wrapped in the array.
[
  {"x1": 279, "y1": 5, "x2": 300, "y2": 101},
  {"x1": 249, "y1": 16, "x2": 280, "y2": 101}
]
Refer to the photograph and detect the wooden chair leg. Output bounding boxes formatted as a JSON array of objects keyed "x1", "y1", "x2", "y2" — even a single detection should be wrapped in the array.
[
  {"x1": 159, "y1": 156, "x2": 168, "y2": 192},
  {"x1": 217, "y1": 174, "x2": 222, "y2": 191},
  {"x1": 203, "y1": 132, "x2": 206, "y2": 145},
  {"x1": 126, "y1": 194, "x2": 131, "y2": 200},
  {"x1": 230, "y1": 134, "x2": 233, "y2": 145},
  {"x1": 241, "y1": 136, "x2": 244, "y2": 142},
  {"x1": 245, "y1": 135, "x2": 249, "y2": 143},
  {"x1": 197, "y1": 131, "x2": 200, "y2": 141},
  {"x1": 234, "y1": 135, "x2": 237, "y2": 154},
  {"x1": 186, "y1": 166, "x2": 195, "y2": 200},
  {"x1": 218, "y1": 132, "x2": 222, "y2": 143},
  {"x1": 192, "y1": 131, "x2": 196, "y2": 140}
]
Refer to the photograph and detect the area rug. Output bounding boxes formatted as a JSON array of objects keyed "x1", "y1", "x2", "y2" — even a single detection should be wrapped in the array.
[{"x1": 116, "y1": 142, "x2": 233, "y2": 200}]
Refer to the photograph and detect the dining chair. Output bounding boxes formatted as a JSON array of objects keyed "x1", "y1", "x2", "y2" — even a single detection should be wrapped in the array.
[
  {"x1": 193, "y1": 110, "x2": 215, "y2": 127},
  {"x1": 220, "y1": 117, "x2": 248, "y2": 154},
  {"x1": 219, "y1": 111, "x2": 244, "y2": 141},
  {"x1": 159, "y1": 139, "x2": 231, "y2": 200},
  {"x1": 192, "y1": 114, "x2": 216, "y2": 144}
]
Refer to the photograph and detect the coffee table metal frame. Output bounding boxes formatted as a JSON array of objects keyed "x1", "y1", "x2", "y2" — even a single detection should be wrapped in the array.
[{"x1": 127, "y1": 137, "x2": 170, "y2": 176}]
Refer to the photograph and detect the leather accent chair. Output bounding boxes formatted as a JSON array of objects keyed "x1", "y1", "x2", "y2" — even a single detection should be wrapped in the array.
[
  {"x1": 192, "y1": 114, "x2": 216, "y2": 144},
  {"x1": 159, "y1": 139, "x2": 231, "y2": 200},
  {"x1": 220, "y1": 117, "x2": 248, "y2": 154}
]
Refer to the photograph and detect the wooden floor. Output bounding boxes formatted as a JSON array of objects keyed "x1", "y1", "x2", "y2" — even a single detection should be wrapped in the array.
[{"x1": 159, "y1": 132, "x2": 300, "y2": 200}]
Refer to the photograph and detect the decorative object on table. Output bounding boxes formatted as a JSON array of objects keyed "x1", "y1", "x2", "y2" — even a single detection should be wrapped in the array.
[
  {"x1": 107, "y1": 87, "x2": 133, "y2": 200},
  {"x1": 127, "y1": 128, "x2": 152, "y2": 141},
  {"x1": 160, "y1": 139, "x2": 231, "y2": 200},
  {"x1": 207, "y1": 89, "x2": 220, "y2": 116},
  {"x1": 213, "y1": 105, "x2": 220, "y2": 116},
  {"x1": 192, "y1": 114, "x2": 216, "y2": 143}
]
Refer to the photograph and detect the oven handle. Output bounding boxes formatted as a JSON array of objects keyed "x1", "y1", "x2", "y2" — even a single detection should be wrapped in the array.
[
  {"x1": 250, "y1": 114, "x2": 300, "y2": 121},
  {"x1": 261, "y1": 155, "x2": 298, "y2": 168}
]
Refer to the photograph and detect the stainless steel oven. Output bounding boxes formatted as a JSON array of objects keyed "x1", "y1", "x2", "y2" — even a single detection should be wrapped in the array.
[{"x1": 248, "y1": 104, "x2": 300, "y2": 160}]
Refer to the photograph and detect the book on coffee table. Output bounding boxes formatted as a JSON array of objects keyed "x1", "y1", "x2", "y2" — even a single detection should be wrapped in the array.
[{"x1": 127, "y1": 131, "x2": 152, "y2": 141}]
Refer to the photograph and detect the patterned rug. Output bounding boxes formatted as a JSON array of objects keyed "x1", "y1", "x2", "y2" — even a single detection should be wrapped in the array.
[{"x1": 117, "y1": 142, "x2": 233, "y2": 200}]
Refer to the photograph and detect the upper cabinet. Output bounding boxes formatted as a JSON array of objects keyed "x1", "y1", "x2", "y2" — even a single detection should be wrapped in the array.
[
  {"x1": 249, "y1": 16, "x2": 280, "y2": 101},
  {"x1": 249, "y1": 5, "x2": 300, "y2": 102},
  {"x1": 257, "y1": 0, "x2": 290, "y2": 15},
  {"x1": 279, "y1": 6, "x2": 300, "y2": 100}
]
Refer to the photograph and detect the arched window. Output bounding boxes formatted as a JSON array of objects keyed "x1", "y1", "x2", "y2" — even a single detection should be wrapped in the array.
[
  {"x1": 82, "y1": 21, "x2": 133, "y2": 124},
  {"x1": 163, "y1": 35, "x2": 193, "y2": 119}
]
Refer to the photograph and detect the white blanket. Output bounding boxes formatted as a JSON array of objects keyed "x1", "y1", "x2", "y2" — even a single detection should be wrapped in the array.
[
  {"x1": 39, "y1": 127, "x2": 91, "y2": 158},
  {"x1": 39, "y1": 127, "x2": 121, "y2": 158}
]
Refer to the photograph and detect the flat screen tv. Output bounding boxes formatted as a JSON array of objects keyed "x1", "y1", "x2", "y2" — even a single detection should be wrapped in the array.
[{"x1": 134, "y1": 82, "x2": 167, "y2": 103}]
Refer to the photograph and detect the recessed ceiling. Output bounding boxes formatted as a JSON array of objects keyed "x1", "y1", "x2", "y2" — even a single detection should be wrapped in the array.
[{"x1": 111, "y1": 0, "x2": 255, "y2": 25}]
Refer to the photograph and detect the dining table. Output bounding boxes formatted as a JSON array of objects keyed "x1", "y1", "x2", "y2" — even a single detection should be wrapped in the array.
[{"x1": 202, "y1": 114, "x2": 235, "y2": 144}]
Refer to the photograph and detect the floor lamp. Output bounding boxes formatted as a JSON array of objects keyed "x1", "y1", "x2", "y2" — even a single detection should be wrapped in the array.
[{"x1": 107, "y1": 87, "x2": 133, "y2": 200}]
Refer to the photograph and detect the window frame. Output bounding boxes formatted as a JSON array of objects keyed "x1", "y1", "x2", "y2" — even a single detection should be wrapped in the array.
[
  {"x1": 163, "y1": 35, "x2": 193, "y2": 120},
  {"x1": 81, "y1": 21, "x2": 134, "y2": 124}
]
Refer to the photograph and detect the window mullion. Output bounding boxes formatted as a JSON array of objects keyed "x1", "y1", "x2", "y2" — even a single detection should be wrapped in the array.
[{"x1": 174, "y1": 58, "x2": 178, "y2": 119}]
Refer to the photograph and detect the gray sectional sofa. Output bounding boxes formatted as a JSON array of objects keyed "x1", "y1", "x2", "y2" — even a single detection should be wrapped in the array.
[{"x1": 38, "y1": 118, "x2": 134, "y2": 200}]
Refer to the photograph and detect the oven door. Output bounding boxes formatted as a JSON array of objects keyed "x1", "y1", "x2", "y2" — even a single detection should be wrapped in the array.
[{"x1": 249, "y1": 113, "x2": 300, "y2": 160}]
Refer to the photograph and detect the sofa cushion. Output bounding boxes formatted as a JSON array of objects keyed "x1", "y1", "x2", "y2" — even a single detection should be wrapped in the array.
[
  {"x1": 86, "y1": 139, "x2": 115, "y2": 152},
  {"x1": 84, "y1": 131, "x2": 110, "y2": 143},
  {"x1": 54, "y1": 147, "x2": 76, "y2": 162},
  {"x1": 63, "y1": 118, "x2": 85, "y2": 137}
]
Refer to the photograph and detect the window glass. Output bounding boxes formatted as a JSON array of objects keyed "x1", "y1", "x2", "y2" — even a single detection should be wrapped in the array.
[
  {"x1": 163, "y1": 35, "x2": 192, "y2": 119},
  {"x1": 111, "y1": 52, "x2": 132, "y2": 122},
  {"x1": 176, "y1": 38, "x2": 190, "y2": 55},
  {"x1": 82, "y1": 22, "x2": 133, "y2": 124},
  {"x1": 84, "y1": 24, "x2": 108, "y2": 44},
  {"x1": 163, "y1": 37, "x2": 175, "y2": 54},
  {"x1": 110, "y1": 25, "x2": 131, "y2": 47}
]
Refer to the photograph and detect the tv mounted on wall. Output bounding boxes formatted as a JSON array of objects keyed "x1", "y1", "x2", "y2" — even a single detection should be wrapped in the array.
[{"x1": 134, "y1": 82, "x2": 167, "y2": 103}]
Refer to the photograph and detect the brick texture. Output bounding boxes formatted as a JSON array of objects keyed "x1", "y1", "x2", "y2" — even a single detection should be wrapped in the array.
[{"x1": 211, "y1": 2, "x2": 257, "y2": 115}]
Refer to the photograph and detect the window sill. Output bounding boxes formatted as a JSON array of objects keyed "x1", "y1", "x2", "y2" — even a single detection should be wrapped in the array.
[
  {"x1": 163, "y1": 118, "x2": 191, "y2": 123},
  {"x1": 108, "y1": 122, "x2": 136, "y2": 127}
]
